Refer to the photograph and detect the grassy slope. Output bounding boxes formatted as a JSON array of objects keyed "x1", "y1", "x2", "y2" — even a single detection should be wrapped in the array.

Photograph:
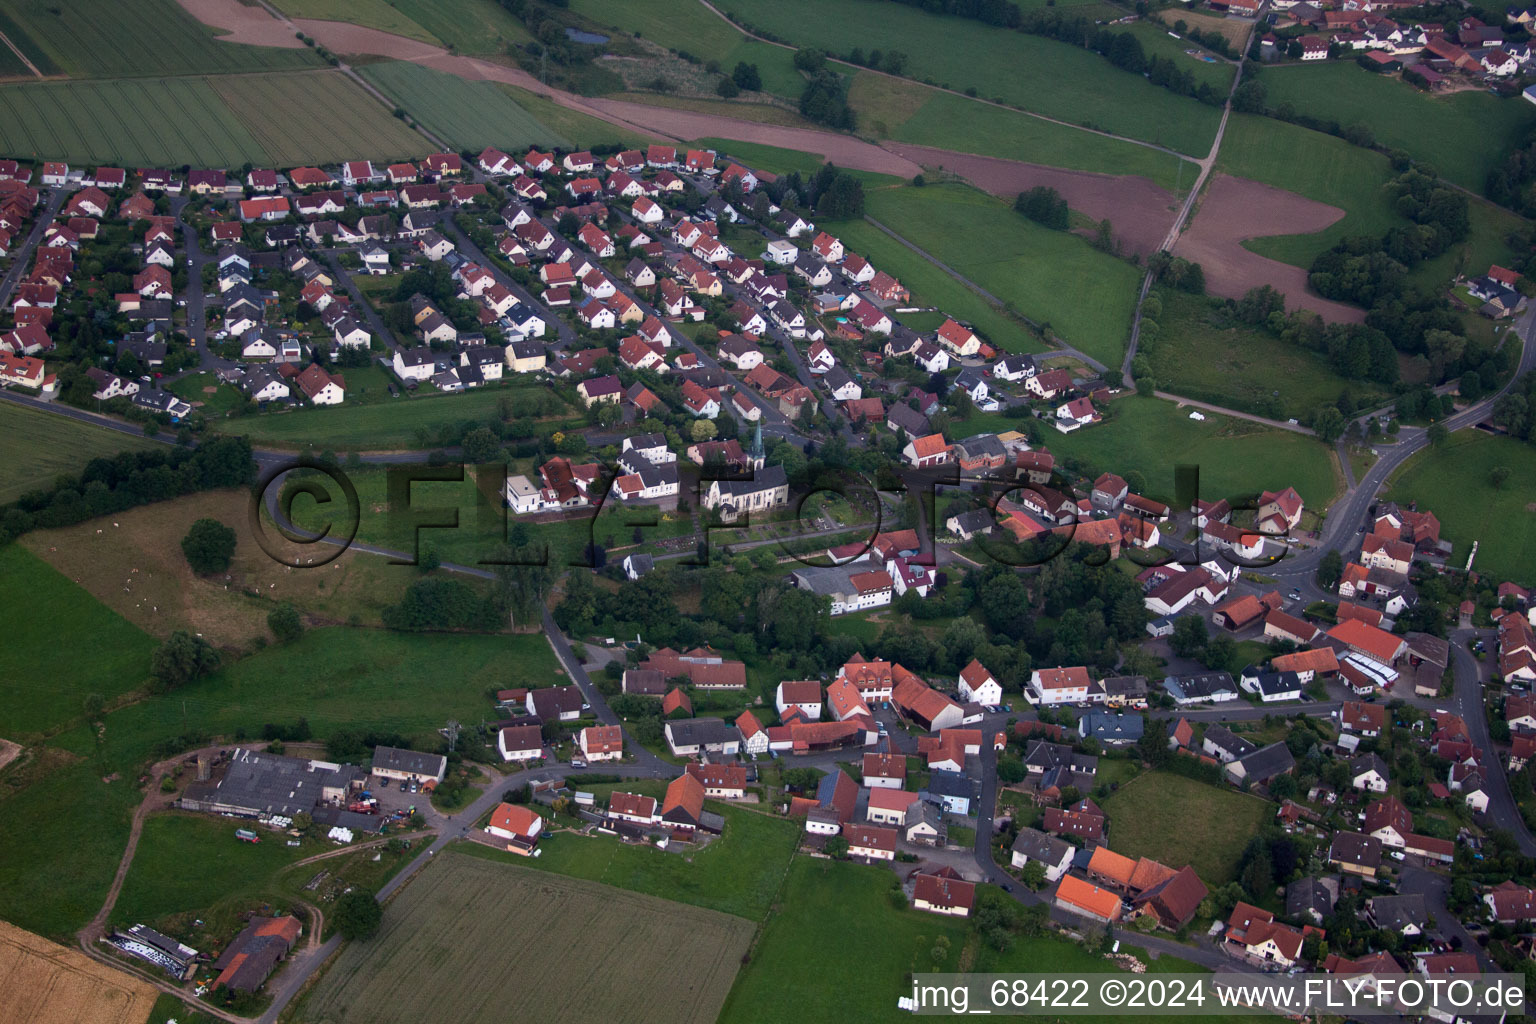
[
  {"x1": 388, "y1": 0, "x2": 533, "y2": 50},
  {"x1": 461, "y1": 801, "x2": 801, "y2": 920},
  {"x1": 1258, "y1": 61, "x2": 1536, "y2": 192},
  {"x1": 711, "y1": 0, "x2": 1220, "y2": 154},
  {"x1": 0, "y1": 545, "x2": 156, "y2": 738},
  {"x1": 864, "y1": 183, "x2": 1140, "y2": 366},
  {"x1": 1040, "y1": 395, "x2": 1339, "y2": 507},
  {"x1": 210, "y1": 70, "x2": 429, "y2": 167},
  {"x1": 501, "y1": 84, "x2": 653, "y2": 149},
  {"x1": 570, "y1": 0, "x2": 742, "y2": 62},
  {"x1": 1098, "y1": 770, "x2": 1272, "y2": 886},
  {"x1": 359, "y1": 61, "x2": 570, "y2": 151},
  {"x1": 1147, "y1": 288, "x2": 1392, "y2": 419},
  {"x1": 1385, "y1": 430, "x2": 1536, "y2": 586},
  {"x1": 0, "y1": 401, "x2": 162, "y2": 504}
]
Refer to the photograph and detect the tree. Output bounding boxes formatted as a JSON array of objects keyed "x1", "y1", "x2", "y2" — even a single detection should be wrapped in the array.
[
  {"x1": 1021, "y1": 861, "x2": 1047, "y2": 890},
  {"x1": 1312, "y1": 406, "x2": 1346, "y2": 444},
  {"x1": 150, "y1": 631, "x2": 221, "y2": 693},
  {"x1": 1014, "y1": 187, "x2": 1069, "y2": 231},
  {"x1": 1491, "y1": 465, "x2": 1512, "y2": 490},
  {"x1": 334, "y1": 890, "x2": 382, "y2": 940},
  {"x1": 825, "y1": 836, "x2": 849, "y2": 859},
  {"x1": 1427, "y1": 422, "x2": 1449, "y2": 446},
  {"x1": 689, "y1": 418, "x2": 717, "y2": 442},
  {"x1": 732, "y1": 61, "x2": 761, "y2": 90},
  {"x1": 181, "y1": 517, "x2": 236, "y2": 575},
  {"x1": 268, "y1": 602, "x2": 304, "y2": 643},
  {"x1": 461, "y1": 426, "x2": 502, "y2": 464},
  {"x1": 1169, "y1": 615, "x2": 1208, "y2": 658},
  {"x1": 716, "y1": 76, "x2": 740, "y2": 98},
  {"x1": 1316, "y1": 549, "x2": 1344, "y2": 590}
]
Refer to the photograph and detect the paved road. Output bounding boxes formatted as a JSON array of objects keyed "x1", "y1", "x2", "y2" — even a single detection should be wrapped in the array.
[
  {"x1": 173, "y1": 195, "x2": 211, "y2": 357},
  {"x1": 441, "y1": 218, "x2": 574, "y2": 347},
  {"x1": 0, "y1": 186, "x2": 65, "y2": 307}
]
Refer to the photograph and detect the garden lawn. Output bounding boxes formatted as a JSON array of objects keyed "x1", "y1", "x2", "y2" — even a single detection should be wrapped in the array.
[
  {"x1": 712, "y1": 0, "x2": 1221, "y2": 154},
  {"x1": 1385, "y1": 430, "x2": 1536, "y2": 586},
  {"x1": 1258, "y1": 62, "x2": 1536, "y2": 192},
  {"x1": 1146, "y1": 288, "x2": 1392, "y2": 420},
  {"x1": 864, "y1": 183, "x2": 1140, "y2": 366},
  {"x1": 101, "y1": 627, "x2": 563, "y2": 756},
  {"x1": 0, "y1": 399, "x2": 163, "y2": 504},
  {"x1": 1044, "y1": 395, "x2": 1340, "y2": 507},
  {"x1": 461, "y1": 801, "x2": 800, "y2": 920},
  {"x1": 112, "y1": 812, "x2": 312, "y2": 931},
  {"x1": 831, "y1": 216, "x2": 1041, "y2": 355},
  {"x1": 1098, "y1": 770, "x2": 1272, "y2": 886},
  {"x1": 888, "y1": 90, "x2": 1198, "y2": 193},
  {"x1": 359, "y1": 61, "x2": 569, "y2": 151},
  {"x1": 1217, "y1": 114, "x2": 1401, "y2": 269},
  {"x1": 0, "y1": 0, "x2": 321, "y2": 77},
  {"x1": 0, "y1": 545, "x2": 156, "y2": 739}
]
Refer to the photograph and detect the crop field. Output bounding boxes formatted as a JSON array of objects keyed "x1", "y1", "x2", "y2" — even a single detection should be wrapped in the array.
[
  {"x1": 713, "y1": 0, "x2": 1221, "y2": 155},
  {"x1": 113, "y1": 812, "x2": 311, "y2": 932},
  {"x1": 0, "y1": 76, "x2": 265, "y2": 170},
  {"x1": 1216, "y1": 114, "x2": 1400, "y2": 268},
  {"x1": 271, "y1": 0, "x2": 439, "y2": 44},
  {"x1": 1259, "y1": 62, "x2": 1536, "y2": 191},
  {"x1": 865, "y1": 183, "x2": 1140, "y2": 366},
  {"x1": 360, "y1": 61, "x2": 569, "y2": 151},
  {"x1": 831, "y1": 216, "x2": 1042, "y2": 355},
  {"x1": 211, "y1": 70, "x2": 428, "y2": 166},
  {"x1": 388, "y1": 0, "x2": 533, "y2": 51},
  {"x1": 104, "y1": 626, "x2": 562, "y2": 751},
  {"x1": 1147, "y1": 289, "x2": 1392, "y2": 419},
  {"x1": 468, "y1": 801, "x2": 802, "y2": 920},
  {"x1": 1100, "y1": 770, "x2": 1272, "y2": 886},
  {"x1": 303, "y1": 852, "x2": 755, "y2": 1024},
  {"x1": 1038, "y1": 395, "x2": 1339, "y2": 507},
  {"x1": 1386, "y1": 431, "x2": 1536, "y2": 586},
  {"x1": 0, "y1": 545, "x2": 156, "y2": 739},
  {"x1": 0, "y1": 0, "x2": 321, "y2": 77},
  {"x1": 0, "y1": 920, "x2": 158, "y2": 1024},
  {"x1": 0, "y1": 401, "x2": 163, "y2": 505}
]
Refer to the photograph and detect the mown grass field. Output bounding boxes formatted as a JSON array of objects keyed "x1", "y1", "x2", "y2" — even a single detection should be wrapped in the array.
[
  {"x1": 465, "y1": 801, "x2": 801, "y2": 920},
  {"x1": 0, "y1": 76, "x2": 266, "y2": 168},
  {"x1": 0, "y1": 545, "x2": 156, "y2": 739},
  {"x1": 361, "y1": 61, "x2": 569, "y2": 151},
  {"x1": 1123, "y1": 21, "x2": 1236, "y2": 91},
  {"x1": 0, "y1": 0, "x2": 321, "y2": 77},
  {"x1": 1216, "y1": 113, "x2": 1401, "y2": 269},
  {"x1": 713, "y1": 0, "x2": 1221, "y2": 154},
  {"x1": 112, "y1": 812, "x2": 312, "y2": 932},
  {"x1": 1029, "y1": 395, "x2": 1338, "y2": 507},
  {"x1": 211, "y1": 70, "x2": 428, "y2": 166},
  {"x1": 879, "y1": 88, "x2": 1198, "y2": 193},
  {"x1": 271, "y1": 0, "x2": 439, "y2": 44},
  {"x1": 1386, "y1": 430, "x2": 1536, "y2": 586},
  {"x1": 1258, "y1": 62, "x2": 1536, "y2": 192},
  {"x1": 303, "y1": 852, "x2": 755, "y2": 1024},
  {"x1": 1146, "y1": 288, "x2": 1392, "y2": 419},
  {"x1": 0, "y1": 401, "x2": 163, "y2": 504},
  {"x1": 831, "y1": 216, "x2": 1043, "y2": 355},
  {"x1": 103, "y1": 627, "x2": 562, "y2": 752},
  {"x1": 1099, "y1": 770, "x2": 1272, "y2": 886},
  {"x1": 865, "y1": 183, "x2": 1141, "y2": 366},
  {"x1": 692, "y1": 136, "x2": 826, "y2": 175}
]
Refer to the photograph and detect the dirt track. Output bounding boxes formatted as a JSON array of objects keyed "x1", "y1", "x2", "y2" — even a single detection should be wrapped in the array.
[
  {"x1": 883, "y1": 142, "x2": 1179, "y2": 255},
  {"x1": 1172, "y1": 173, "x2": 1365, "y2": 324}
]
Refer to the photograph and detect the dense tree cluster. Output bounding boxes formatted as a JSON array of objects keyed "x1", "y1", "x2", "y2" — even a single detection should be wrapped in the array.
[
  {"x1": 1014, "y1": 186, "x2": 1069, "y2": 231},
  {"x1": 382, "y1": 577, "x2": 506, "y2": 631}
]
